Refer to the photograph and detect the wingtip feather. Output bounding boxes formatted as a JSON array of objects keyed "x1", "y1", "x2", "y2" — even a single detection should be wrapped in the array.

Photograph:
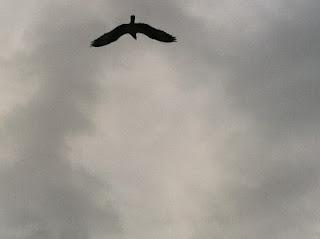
[{"x1": 90, "y1": 41, "x2": 95, "y2": 47}]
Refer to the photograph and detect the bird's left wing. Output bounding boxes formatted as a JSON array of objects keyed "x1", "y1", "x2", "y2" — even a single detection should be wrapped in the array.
[
  {"x1": 91, "y1": 24, "x2": 129, "y2": 47},
  {"x1": 135, "y1": 23, "x2": 176, "y2": 42}
]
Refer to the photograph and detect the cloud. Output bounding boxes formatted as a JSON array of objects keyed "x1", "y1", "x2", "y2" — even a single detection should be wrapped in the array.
[
  {"x1": 1, "y1": 0, "x2": 320, "y2": 239},
  {"x1": 0, "y1": 1, "x2": 121, "y2": 238}
]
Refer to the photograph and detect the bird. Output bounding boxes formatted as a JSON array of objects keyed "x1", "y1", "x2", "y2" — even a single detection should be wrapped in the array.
[{"x1": 90, "y1": 15, "x2": 176, "y2": 47}]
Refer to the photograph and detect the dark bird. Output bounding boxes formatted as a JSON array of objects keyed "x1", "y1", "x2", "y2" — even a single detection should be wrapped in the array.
[{"x1": 91, "y1": 15, "x2": 176, "y2": 47}]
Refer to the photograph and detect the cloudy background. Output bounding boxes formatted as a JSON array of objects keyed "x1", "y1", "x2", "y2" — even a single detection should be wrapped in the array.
[{"x1": 0, "y1": 0, "x2": 319, "y2": 238}]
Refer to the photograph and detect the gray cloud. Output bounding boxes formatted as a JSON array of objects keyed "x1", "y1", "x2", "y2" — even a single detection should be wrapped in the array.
[
  {"x1": 1, "y1": 0, "x2": 320, "y2": 239},
  {"x1": 191, "y1": 1, "x2": 320, "y2": 238},
  {"x1": 0, "y1": 1, "x2": 120, "y2": 238},
  {"x1": 221, "y1": 1, "x2": 320, "y2": 132}
]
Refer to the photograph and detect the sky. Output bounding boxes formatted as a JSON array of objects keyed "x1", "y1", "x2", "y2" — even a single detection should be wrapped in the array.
[{"x1": 0, "y1": 0, "x2": 319, "y2": 238}]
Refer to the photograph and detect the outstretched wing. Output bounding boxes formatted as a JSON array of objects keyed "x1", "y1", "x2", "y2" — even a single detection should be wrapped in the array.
[
  {"x1": 91, "y1": 24, "x2": 129, "y2": 47},
  {"x1": 135, "y1": 23, "x2": 176, "y2": 42}
]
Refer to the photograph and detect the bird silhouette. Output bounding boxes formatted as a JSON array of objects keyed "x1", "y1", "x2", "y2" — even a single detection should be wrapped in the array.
[{"x1": 91, "y1": 15, "x2": 176, "y2": 47}]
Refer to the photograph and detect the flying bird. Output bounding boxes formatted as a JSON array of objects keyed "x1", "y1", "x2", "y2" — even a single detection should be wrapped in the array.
[{"x1": 91, "y1": 15, "x2": 176, "y2": 47}]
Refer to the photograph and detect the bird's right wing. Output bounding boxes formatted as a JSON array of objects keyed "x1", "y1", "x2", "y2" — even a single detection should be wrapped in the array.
[
  {"x1": 135, "y1": 23, "x2": 176, "y2": 42},
  {"x1": 91, "y1": 24, "x2": 129, "y2": 47}
]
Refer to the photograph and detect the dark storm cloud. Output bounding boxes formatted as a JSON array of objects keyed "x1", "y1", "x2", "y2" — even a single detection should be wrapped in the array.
[
  {"x1": 190, "y1": 1, "x2": 320, "y2": 238},
  {"x1": 221, "y1": 1, "x2": 320, "y2": 133}
]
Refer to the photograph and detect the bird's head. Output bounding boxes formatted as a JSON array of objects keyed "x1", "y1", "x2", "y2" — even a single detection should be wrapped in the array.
[{"x1": 130, "y1": 15, "x2": 135, "y2": 24}]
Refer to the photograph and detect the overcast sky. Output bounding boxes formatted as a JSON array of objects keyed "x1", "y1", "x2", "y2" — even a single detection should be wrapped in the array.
[{"x1": 0, "y1": 0, "x2": 320, "y2": 238}]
